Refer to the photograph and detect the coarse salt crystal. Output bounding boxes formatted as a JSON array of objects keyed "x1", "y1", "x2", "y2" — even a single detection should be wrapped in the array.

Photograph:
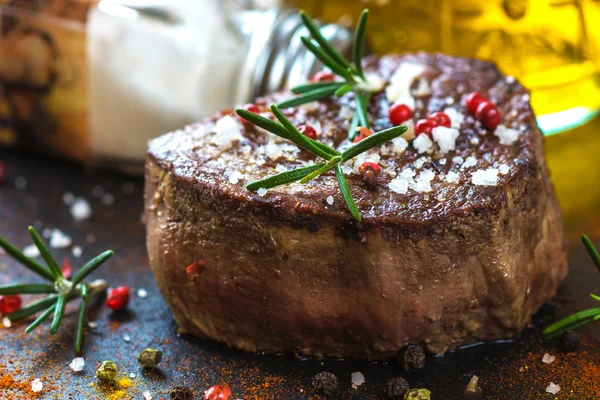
[
  {"x1": 470, "y1": 136, "x2": 480, "y2": 145},
  {"x1": 413, "y1": 134, "x2": 433, "y2": 154},
  {"x1": 411, "y1": 169, "x2": 436, "y2": 193},
  {"x1": 326, "y1": 196, "x2": 334, "y2": 205},
  {"x1": 402, "y1": 119, "x2": 416, "y2": 141},
  {"x1": 69, "y1": 357, "x2": 85, "y2": 372},
  {"x1": 228, "y1": 170, "x2": 242, "y2": 185},
  {"x1": 461, "y1": 156, "x2": 477, "y2": 169},
  {"x1": 542, "y1": 353, "x2": 556, "y2": 364},
  {"x1": 443, "y1": 107, "x2": 465, "y2": 128},
  {"x1": 446, "y1": 171, "x2": 460, "y2": 183},
  {"x1": 275, "y1": 164, "x2": 287, "y2": 173},
  {"x1": 31, "y1": 379, "x2": 43, "y2": 392},
  {"x1": 123, "y1": 334, "x2": 131, "y2": 342},
  {"x1": 452, "y1": 156, "x2": 464, "y2": 166},
  {"x1": 432, "y1": 126, "x2": 460, "y2": 154},
  {"x1": 3, "y1": 317, "x2": 11, "y2": 328},
  {"x1": 143, "y1": 391, "x2": 153, "y2": 400},
  {"x1": 88, "y1": 321, "x2": 98, "y2": 329},
  {"x1": 257, "y1": 188, "x2": 268, "y2": 197},
  {"x1": 471, "y1": 168, "x2": 499, "y2": 186},
  {"x1": 210, "y1": 116, "x2": 243, "y2": 150},
  {"x1": 129, "y1": 373, "x2": 136, "y2": 379},
  {"x1": 50, "y1": 229, "x2": 72, "y2": 249},
  {"x1": 386, "y1": 63, "x2": 425, "y2": 103},
  {"x1": 388, "y1": 176, "x2": 410, "y2": 195},
  {"x1": 357, "y1": 72, "x2": 386, "y2": 92},
  {"x1": 342, "y1": 162, "x2": 353, "y2": 175},
  {"x1": 439, "y1": 158, "x2": 447, "y2": 165},
  {"x1": 264, "y1": 141, "x2": 283, "y2": 160},
  {"x1": 137, "y1": 288, "x2": 148, "y2": 298},
  {"x1": 498, "y1": 164, "x2": 510, "y2": 174},
  {"x1": 351, "y1": 372, "x2": 365, "y2": 389},
  {"x1": 23, "y1": 244, "x2": 40, "y2": 258},
  {"x1": 546, "y1": 382, "x2": 560, "y2": 394},
  {"x1": 63, "y1": 192, "x2": 75, "y2": 205},
  {"x1": 494, "y1": 125, "x2": 520, "y2": 145},
  {"x1": 72, "y1": 246, "x2": 82, "y2": 258},
  {"x1": 392, "y1": 137, "x2": 408, "y2": 154},
  {"x1": 70, "y1": 198, "x2": 92, "y2": 221}
]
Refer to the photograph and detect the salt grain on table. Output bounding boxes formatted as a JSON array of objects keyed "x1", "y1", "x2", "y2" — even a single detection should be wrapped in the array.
[
  {"x1": 546, "y1": 382, "x2": 561, "y2": 394},
  {"x1": 351, "y1": 372, "x2": 365, "y2": 389},
  {"x1": 50, "y1": 229, "x2": 72, "y2": 249},
  {"x1": 129, "y1": 372, "x2": 136, "y2": 378},
  {"x1": 3, "y1": 316, "x2": 12, "y2": 328},
  {"x1": 542, "y1": 353, "x2": 556, "y2": 364},
  {"x1": 72, "y1": 246, "x2": 83, "y2": 257},
  {"x1": 70, "y1": 198, "x2": 92, "y2": 221},
  {"x1": 69, "y1": 357, "x2": 85, "y2": 372},
  {"x1": 31, "y1": 379, "x2": 43, "y2": 392},
  {"x1": 143, "y1": 391, "x2": 153, "y2": 400},
  {"x1": 137, "y1": 288, "x2": 148, "y2": 298},
  {"x1": 123, "y1": 334, "x2": 131, "y2": 342},
  {"x1": 88, "y1": 321, "x2": 98, "y2": 329},
  {"x1": 23, "y1": 244, "x2": 40, "y2": 258}
]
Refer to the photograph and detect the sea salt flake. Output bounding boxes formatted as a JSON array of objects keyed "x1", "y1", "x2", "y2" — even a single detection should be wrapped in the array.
[
  {"x1": 69, "y1": 357, "x2": 85, "y2": 372},
  {"x1": 494, "y1": 124, "x2": 520, "y2": 145},
  {"x1": 443, "y1": 107, "x2": 465, "y2": 128},
  {"x1": 275, "y1": 164, "x2": 287, "y2": 173},
  {"x1": 386, "y1": 63, "x2": 425, "y2": 103},
  {"x1": 542, "y1": 353, "x2": 556, "y2": 364},
  {"x1": 410, "y1": 169, "x2": 436, "y2": 193},
  {"x1": 129, "y1": 373, "x2": 136, "y2": 379},
  {"x1": 452, "y1": 156, "x2": 464, "y2": 166},
  {"x1": 210, "y1": 116, "x2": 243, "y2": 150},
  {"x1": 446, "y1": 171, "x2": 460, "y2": 184},
  {"x1": 413, "y1": 134, "x2": 433, "y2": 154},
  {"x1": 388, "y1": 176, "x2": 410, "y2": 195},
  {"x1": 546, "y1": 382, "x2": 560, "y2": 394},
  {"x1": 70, "y1": 198, "x2": 92, "y2": 221},
  {"x1": 228, "y1": 170, "x2": 242, "y2": 185},
  {"x1": 3, "y1": 317, "x2": 12, "y2": 328},
  {"x1": 498, "y1": 164, "x2": 510, "y2": 175},
  {"x1": 392, "y1": 137, "x2": 408, "y2": 154},
  {"x1": 257, "y1": 188, "x2": 268, "y2": 197},
  {"x1": 143, "y1": 391, "x2": 153, "y2": 400},
  {"x1": 351, "y1": 372, "x2": 365, "y2": 389},
  {"x1": 31, "y1": 379, "x2": 43, "y2": 392},
  {"x1": 123, "y1": 334, "x2": 131, "y2": 343},
  {"x1": 50, "y1": 229, "x2": 72, "y2": 249},
  {"x1": 461, "y1": 156, "x2": 477, "y2": 169},
  {"x1": 402, "y1": 119, "x2": 416, "y2": 141},
  {"x1": 326, "y1": 196, "x2": 334, "y2": 205},
  {"x1": 88, "y1": 321, "x2": 98, "y2": 329},
  {"x1": 471, "y1": 168, "x2": 499, "y2": 186},
  {"x1": 413, "y1": 156, "x2": 430, "y2": 170},
  {"x1": 357, "y1": 72, "x2": 385, "y2": 92},
  {"x1": 23, "y1": 244, "x2": 40, "y2": 258},
  {"x1": 137, "y1": 288, "x2": 148, "y2": 298},
  {"x1": 432, "y1": 126, "x2": 460, "y2": 154}
]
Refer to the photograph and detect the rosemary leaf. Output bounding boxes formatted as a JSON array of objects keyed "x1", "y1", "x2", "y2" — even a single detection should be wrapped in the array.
[
  {"x1": 247, "y1": 164, "x2": 326, "y2": 190},
  {"x1": 0, "y1": 283, "x2": 56, "y2": 295},
  {"x1": 334, "y1": 83, "x2": 353, "y2": 97},
  {"x1": 278, "y1": 85, "x2": 340, "y2": 109},
  {"x1": 353, "y1": 9, "x2": 369, "y2": 78},
  {"x1": 271, "y1": 105, "x2": 335, "y2": 160},
  {"x1": 582, "y1": 234, "x2": 600, "y2": 271},
  {"x1": 75, "y1": 284, "x2": 88, "y2": 353},
  {"x1": 0, "y1": 235, "x2": 55, "y2": 282},
  {"x1": 542, "y1": 307, "x2": 600, "y2": 339},
  {"x1": 8, "y1": 296, "x2": 58, "y2": 322},
  {"x1": 355, "y1": 92, "x2": 370, "y2": 128},
  {"x1": 71, "y1": 250, "x2": 114, "y2": 286},
  {"x1": 335, "y1": 164, "x2": 361, "y2": 221},
  {"x1": 50, "y1": 294, "x2": 68, "y2": 335},
  {"x1": 28, "y1": 226, "x2": 62, "y2": 279},
  {"x1": 25, "y1": 305, "x2": 55, "y2": 334},
  {"x1": 300, "y1": 37, "x2": 352, "y2": 81},
  {"x1": 341, "y1": 125, "x2": 407, "y2": 163},
  {"x1": 291, "y1": 81, "x2": 344, "y2": 94},
  {"x1": 300, "y1": 11, "x2": 353, "y2": 72},
  {"x1": 591, "y1": 293, "x2": 600, "y2": 302},
  {"x1": 348, "y1": 111, "x2": 360, "y2": 141},
  {"x1": 298, "y1": 157, "x2": 340, "y2": 184},
  {"x1": 236, "y1": 109, "x2": 339, "y2": 158}
]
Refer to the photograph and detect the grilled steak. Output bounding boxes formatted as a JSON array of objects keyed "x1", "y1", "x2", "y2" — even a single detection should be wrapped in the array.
[{"x1": 145, "y1": 53, "x2": 567, "y2": 359}]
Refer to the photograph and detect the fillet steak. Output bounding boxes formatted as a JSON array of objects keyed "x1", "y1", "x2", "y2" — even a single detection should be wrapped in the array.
[{"x1": 145, "y1": 52, "x2": 567, "y2": 359}]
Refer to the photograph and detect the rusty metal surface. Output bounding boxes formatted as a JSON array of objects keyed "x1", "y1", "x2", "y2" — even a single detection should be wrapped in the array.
[{"x1": 0, "y1": 148, "x2": 599, "y2": 400}]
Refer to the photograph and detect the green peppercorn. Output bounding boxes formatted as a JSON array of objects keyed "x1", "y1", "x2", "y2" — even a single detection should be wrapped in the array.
[
  {"x1": 138, "y1": 348, "x2": 163, "y2": 368},
  {"x1": 404, "y1": 388, "x2": 431, "y2": 400},
  {"x1": 95, "y1": 360, "x2": 117, "y2": 382}
]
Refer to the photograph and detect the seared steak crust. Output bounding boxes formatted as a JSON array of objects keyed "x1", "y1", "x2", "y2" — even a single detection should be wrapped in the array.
[{"x1": 145, "y1": 53, "x2": 567, "y2": 358}]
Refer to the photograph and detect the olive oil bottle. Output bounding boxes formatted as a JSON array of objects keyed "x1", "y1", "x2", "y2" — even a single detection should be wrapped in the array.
[{"x1": 285, "y1": 0, "x2": 600, "y2": 134}]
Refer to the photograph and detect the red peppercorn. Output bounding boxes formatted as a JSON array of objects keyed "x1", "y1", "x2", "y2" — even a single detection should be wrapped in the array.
[
  {"x1": 239, "y1": 103, "x2": 260, "y2": 125},
  {"x1": 353, "y1": 126, "x2": 373, "y2": 143},
  {"x1": 465, "y1": 92, "x2": 487, "y2": 114},
  {"x1": 61, "y1": 258, "x2": 72, "y2": 279},
  {"x1": 204, "y1": 384, "x2": 232, "y2": 400},
  {"x1": 388, "y1": 103, "x2": 413, "y2": 126},
  {"x1": 475, "y1": 101, "x2": 501, "y2": 129},
  {"x1": 358, "y1": 161, "x2": 381, "y2": 176},
  {"x1": 415, "y1": 119, "x2": 434, "y2": 137},
  {"x1": 106, "y1": 286, "x2": 130, "y2": 311},
  {"x1": 312, "y1": 71, "x2": 335, "y2": 82},
  {"x1": 428, "y1": 112, "x2": 451, "y2": 128},
  {"x1": 298, "y1": 125, "x2": 317, "y2": 140},
  {"x1": 0, "y1": 295, "x2": 22, "y2": 315}
]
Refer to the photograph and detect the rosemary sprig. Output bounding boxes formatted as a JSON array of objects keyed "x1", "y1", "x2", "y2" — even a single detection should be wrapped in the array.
[
  {"x1": 0, "y1": 226, "x2": 112, "y2": 353},
  {"x1": 543, "y1": 235, "x2": 600, "y2": 339},
  {"x1": 237, "y1": 105, "x2": 406, "y2": 221},
  {"x1": 279, "y1": 9, "x2": 374, "y2": 139}
]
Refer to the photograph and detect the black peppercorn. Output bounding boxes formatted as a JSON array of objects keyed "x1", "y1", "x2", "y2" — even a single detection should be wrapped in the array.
[
  {"x1": 560, "y1": 330, "x2": 580, "y2": 351},
  {"x1": 399, "y1": 344, "x2": 426, "y2": 372},
  {"x1": 361, "y1": 167, "x2": 378, "y2": 189},
  {"x1": 385, "y1": 377, "x2": 409, "y2": 399},
  {"x1": 312, "y1": 371, "x2": 339, "y2": 396},
  {"x1": 170, "y1": 386, "x2": 194, "y2": 400}
]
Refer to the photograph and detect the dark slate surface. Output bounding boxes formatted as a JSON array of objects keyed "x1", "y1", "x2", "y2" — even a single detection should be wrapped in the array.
[{"x1": 0, "y1": 148, "x2": 599, "y2": 400}]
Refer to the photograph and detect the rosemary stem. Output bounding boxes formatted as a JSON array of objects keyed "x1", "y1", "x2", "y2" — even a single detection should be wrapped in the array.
[
  {"x1": 75, "y1": 284, "x2": 88, "y2": 354},
  {"x1": 0, "y1": 235, "x2": 55, "y2": 282},
  {"x1": 28, "y1": 226, "x2": 63, "y2": 279},
  {"x1": 0, "y1": 283, "x2": 56, "y2": 295},
  {"x1": 25, "y1": 306, "x2": 55, "y2": 334}
]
